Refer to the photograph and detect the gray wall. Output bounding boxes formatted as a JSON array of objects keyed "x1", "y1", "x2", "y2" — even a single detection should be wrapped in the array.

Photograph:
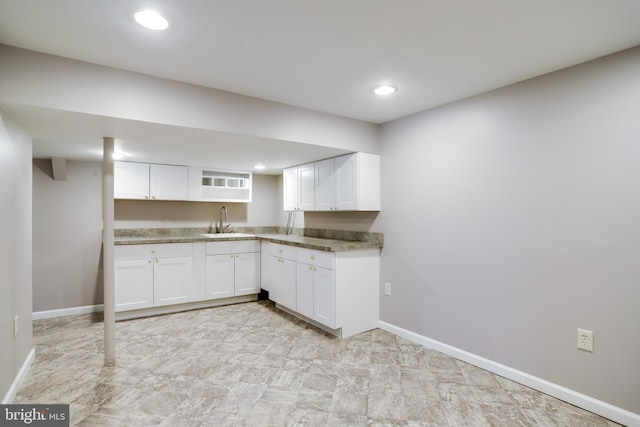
[
  {"x1": 32, "y1": 168, "x2": 281, "y2": 312},
  {"x1": 32, "y1": 159, "x2": 103, "y2": 312},
  {"x1": 0, "y1": 108, "x2": 32, "y2": 401},
  {"x1": 374, "y1": 47, "x2": 640, "y2": 413}
]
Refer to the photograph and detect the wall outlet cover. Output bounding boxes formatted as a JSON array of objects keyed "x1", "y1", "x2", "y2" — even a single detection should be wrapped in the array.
[{"x1": 577, "y1": 328, "x2": 594, "y2": 352}]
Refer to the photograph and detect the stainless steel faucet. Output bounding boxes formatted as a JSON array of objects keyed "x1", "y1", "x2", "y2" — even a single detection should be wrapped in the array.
[{"x1": 218, "y1": 206, "x2": 228, "y2": 233}]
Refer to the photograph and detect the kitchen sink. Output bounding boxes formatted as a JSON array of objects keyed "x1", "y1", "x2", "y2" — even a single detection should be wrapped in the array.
[{"x1": 200, "y1": 233, "x2": 255, "y2": 239}]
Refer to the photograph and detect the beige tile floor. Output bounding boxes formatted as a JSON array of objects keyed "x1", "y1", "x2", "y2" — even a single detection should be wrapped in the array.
[{"x1": 14, "y1": 301, "x2": 620, "y2": 426}]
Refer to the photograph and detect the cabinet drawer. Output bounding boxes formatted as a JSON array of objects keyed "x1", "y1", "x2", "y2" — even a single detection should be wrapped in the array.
[
  {"x1": 206, "y1": 240, "x2": 260, "y2": 255},
  {"x1": 268, "y1": 243, "x2": 297, "y2": 260},
  {"x1": 296, "y1": 248, "x2": 334, "y2": 270},
  {"x1": 115, "y1": 243, "x2": 192, "y2": 259}
]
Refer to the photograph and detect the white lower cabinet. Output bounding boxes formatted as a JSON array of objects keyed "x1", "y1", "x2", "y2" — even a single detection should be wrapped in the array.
[
  {"x1": 235, "y1": 252, "x2": 261, "y2": 296},
  {"x1": 114, "y1": 258, "x2": 154, "y2": 311},
  {"x1": 115, "y1": 243, "x2": 196, "y2": 312},
  {"x1": 312, "y1": 266, "x2": 335, "y2": 328},
  {"x1": 263, "y1": 242, "x2": 379, "y2": 337},
  {"x1": 205, "y1": 240, "x2": 260, "y2": 300},
  {"x1": 204, "y1": 254, "x2": 235, "y2": 299},
  {"x1": 296, "y1": 247, "x2": 336, "y2": 328},
  {"x1": 295, "y1": 262, "x2": 315, "y2": 319},
  {"x1": 296, "y1": 262, "x2": 334, "y2": 326},
  {"x1": 153, "y1": 256, "x2": 193, "y2": 306},
  {"x1": 263, "y1": 242, "x2": 297, "y2": 310}
]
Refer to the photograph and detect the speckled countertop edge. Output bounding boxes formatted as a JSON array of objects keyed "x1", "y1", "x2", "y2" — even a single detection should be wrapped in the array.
[{"x1": 113, "y1": 228, "x2": 383, "y2": 252}]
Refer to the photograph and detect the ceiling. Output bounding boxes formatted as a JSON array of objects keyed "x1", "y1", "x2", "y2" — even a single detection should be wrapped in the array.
[{"x1": 1, "y1": 0, "x2": 640, "y2": 173}]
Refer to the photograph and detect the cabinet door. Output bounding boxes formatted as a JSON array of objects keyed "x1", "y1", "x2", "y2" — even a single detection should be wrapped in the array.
[
  {"x1": 205, "y1": 254, "x2": 235, "y2": 299},
  {"x1": 235, "y1": 252, "x2": 260, "y2": 296},
  {"x1": 298, "y1": 162, "x2": 315, "y2": 211},
  {"x1": 296, "y1": 263, "x2": 315, "y2": 319},
  {"x1": 283, "y1": 166, "x2": 299, "y2": 211},
  {"x1": 153, "y1": 256, "x2": 194, "y2": 306},
  {"x1": 150, "y1": 164, "x2": 188, "y2": 200},
  {"x1": 314, "y1": 158, "x2": 335, "y2": 211},
  {"x1": 334, "y1": 153, "x2": 357, "y2": 210},
  {"x1": 280, "y1": 258, "x2": 297, "y2": 310},
  {"x1": 115, "y1": 258, "x2": 154, "y2": 311},
  {"x1": 114, "y1": 161, "x2": 150, "y2": 199},
  {"x1": 313, "y1": 266, "x2": 335, "y2": 328},
  {"x1": 264, "y1": 256, "x2": 281, "y2": 302}
]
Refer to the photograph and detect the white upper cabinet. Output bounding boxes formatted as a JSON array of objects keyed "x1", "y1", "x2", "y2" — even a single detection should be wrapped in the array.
[
  {"x1": 298, "y1": 162, "x2": 316, "y2": 211},
  {"x1": 334, "y1": 153, "x2": 357, "y2": 210},
  {"x1": 283, "y1": 166, "x2": 299, "y2": 211},
  {"x1": 115, "y1": 161, "x2": 188, "y2": 200},
  {"x1": 283, "y1": 163, "x2": 315, "y2": 211},
  {"x1": 149, "y1": 164, "x2": 189, "y2": 200},
  {"x1": 283, "y1": 152, "x2": 379, "y2": 212},
  {"x1": 114, "y1": 161, "x2": 150, "y2": 199},
  {"x1": 314, "y1": 158, "x2": 336, "y2": 211}
]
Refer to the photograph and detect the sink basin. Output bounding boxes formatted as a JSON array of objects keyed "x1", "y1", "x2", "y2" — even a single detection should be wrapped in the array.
[{"x1": 200, "y1": 233, "x2": 255, "y2": 239}]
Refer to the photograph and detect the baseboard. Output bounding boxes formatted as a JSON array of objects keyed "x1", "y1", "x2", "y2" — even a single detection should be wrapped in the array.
[
  {"x1": 379, "y1": 321, "x2": 640, "y2": 427},
  {"x1": 2, "y1": 348, "x2": 35, "y2": 404},
  {"x1": 32, "y1": 304, "x2": 104, "y2": 320}
]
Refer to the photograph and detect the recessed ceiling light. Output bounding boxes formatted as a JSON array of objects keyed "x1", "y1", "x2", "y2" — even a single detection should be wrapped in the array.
[
  {"x1": 134, "y1": 10, "x2": 169, "y2": 30},
  {"x1": 254, "y1": 164, "x2": 266, "y2": 170},
  {"x1": 374, "y1": 85, "x2": 397, "y2": 96}
]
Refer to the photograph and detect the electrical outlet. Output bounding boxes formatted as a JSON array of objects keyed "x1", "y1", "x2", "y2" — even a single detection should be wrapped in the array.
[
  {"x1": 384, "y1": 282, "x2": 392, "y2": 296},
  {"x1": 14, "y1": 316, "x2": 18, "y2": 338},
  {"x1": 577, "y1": 328, "x2": 593, "y2": 352}
]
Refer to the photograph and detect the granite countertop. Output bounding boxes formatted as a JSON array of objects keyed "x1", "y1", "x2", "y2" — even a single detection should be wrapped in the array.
[
  {"x1": 114, "y1": 231, "x2": 382, "y2": 252},
  {"x1": 253, "y1": 234, "x2": 382, "y2": 252}
]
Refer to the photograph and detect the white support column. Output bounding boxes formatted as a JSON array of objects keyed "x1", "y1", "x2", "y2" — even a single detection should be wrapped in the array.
[{"x1": 102, "y1": 137, "x2": 116, "y2": 365}]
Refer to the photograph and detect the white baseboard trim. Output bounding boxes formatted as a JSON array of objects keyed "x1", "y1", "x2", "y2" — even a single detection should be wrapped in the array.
[
  {"x1": 379, "y1": 321, "x2": 640, "y2": 427},
  {"x1": 2, "y1": 348, "x2": 35, "y2": 404},
  {"x1": 33, "y1": 304, "x2": 104, "y2": 320}
]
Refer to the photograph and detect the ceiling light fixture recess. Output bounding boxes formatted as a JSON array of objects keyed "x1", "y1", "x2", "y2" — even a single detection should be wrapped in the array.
[
  {"x1": 134, "y1": 10, "x2": 169, "y2": 30},
  {"x1": 374, "y1": 85, "x2": 397, "y2": 96},
  {"x1": 254, "y1": 164, "x2": 266, "y2": 170}
]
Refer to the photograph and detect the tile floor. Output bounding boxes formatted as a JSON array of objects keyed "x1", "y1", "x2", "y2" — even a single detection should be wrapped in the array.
[{"x1": 14, "y1": 301, "x2": 620, "y2": 426}]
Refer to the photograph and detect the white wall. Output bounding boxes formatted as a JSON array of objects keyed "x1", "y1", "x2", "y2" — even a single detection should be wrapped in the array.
[
  {"x1": 375, "y1": 47, "x2": 640, "y2": 415},
  {"x1": 32, "y1": 159, "x2": 103, "y2": 312},
  {"x1": 0, "y1": 108, "x2": 32, "y2": 400}
]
